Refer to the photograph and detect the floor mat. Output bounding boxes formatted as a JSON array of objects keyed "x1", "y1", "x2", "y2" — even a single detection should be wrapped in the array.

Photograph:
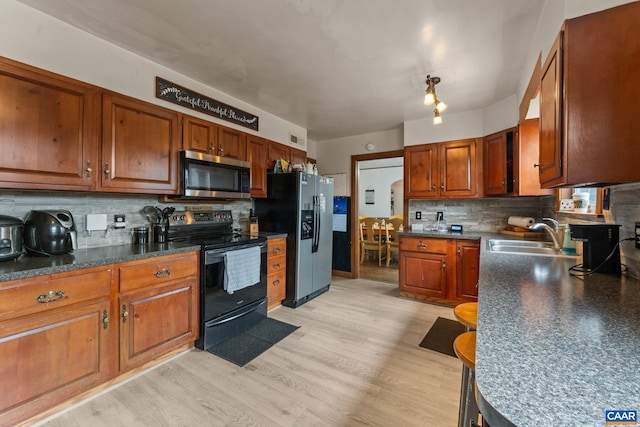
[
  {"x1": 206, "y1": 318, "x2": 299, "y2": 367},
  {"x1": 419, "y1": 316, "x2": 466, "y2": 358}
]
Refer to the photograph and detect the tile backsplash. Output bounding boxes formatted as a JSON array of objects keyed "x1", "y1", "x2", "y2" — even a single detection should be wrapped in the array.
[{"x1": 0, "y1": 190, "x2": 252, "y2": 249}]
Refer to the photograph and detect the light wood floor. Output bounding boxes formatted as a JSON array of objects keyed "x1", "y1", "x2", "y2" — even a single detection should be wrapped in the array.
[
  {"x1": 359, "y1": 255, "x2": 399, "y2": 284},
  {"x1": 38, "y1": 278, "x2": 462, "y2": 427}
]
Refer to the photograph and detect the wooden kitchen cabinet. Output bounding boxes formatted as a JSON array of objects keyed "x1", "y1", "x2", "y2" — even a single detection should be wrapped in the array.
[
  {"x1": 117, "y1": 251, "x2": 199, "y2": 372},
  {"x1": 0, "y1": 56, "x2": 99, "y2": 191},
  {"x1": 405, "y1": 138, "x2": 482, "y2": 199},
  {"x1": 399, "y1": 236, "x2": 480, "y2": 305},
  {"x1": 102, "y1": 92, "x2": 180, "y2": 194},
  {"x1": 455, "y1": 240, "x2": 480, "y2": 302},
  {"x1": 484, "y1": 129, "x2": 514, "y2": 196},
  {"x1": 182, "y1": 114, "x2": 219, "y2": 154},
  {"x1": 290, "y1": 147, "x2": 307, "y2": 166},
  {"x1": 247, "y1": 134, "x2": 268, "y2": 198},
  {"x1": 539, "y1": 2, "x2": 640, "y2": 187},
  {"x1": 267, "y1": 237, "x2": 287, "y2": 309},
  {"x1": 0, "y1": 266, "x2": 114, "y2": 426},
  {"x1": 217, "y1": 124, "x2": 247, "y2": 160},
  {"x1": 268, "y1": 140, "x2": 290, "y2": 169}
]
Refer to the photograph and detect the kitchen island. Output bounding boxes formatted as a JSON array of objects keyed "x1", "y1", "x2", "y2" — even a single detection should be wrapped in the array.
[{"x1": 475, "y1": 240, "x2": 640, "y2": 426}]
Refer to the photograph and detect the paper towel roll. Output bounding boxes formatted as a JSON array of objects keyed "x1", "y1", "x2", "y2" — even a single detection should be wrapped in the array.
[{"x1": 507, "y1": 216, "x2": 535, "y2": 228}]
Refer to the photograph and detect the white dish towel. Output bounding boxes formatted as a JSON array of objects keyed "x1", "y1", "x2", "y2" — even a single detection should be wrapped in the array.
[{"x1": 224, "y1": 246, "x2": 261, "y2": 294}]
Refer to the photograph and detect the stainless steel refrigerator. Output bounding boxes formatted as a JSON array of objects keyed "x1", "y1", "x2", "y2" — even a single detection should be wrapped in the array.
[{"x1": 254, "y1": 172, "x2": 334, "y2": 308}]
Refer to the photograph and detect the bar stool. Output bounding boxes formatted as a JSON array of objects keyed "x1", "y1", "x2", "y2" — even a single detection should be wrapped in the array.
[
  {"x1": 454, "y1": 302, "x2": 478, "y2": 331},
  {"x1": 454, "y1": 303, "x2": 479, "y2": 427}
]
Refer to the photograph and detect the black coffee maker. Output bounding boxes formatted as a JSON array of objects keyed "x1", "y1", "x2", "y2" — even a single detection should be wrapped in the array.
[{"x1": 570, "y1": 224, "x2": 621, "y2": 274}]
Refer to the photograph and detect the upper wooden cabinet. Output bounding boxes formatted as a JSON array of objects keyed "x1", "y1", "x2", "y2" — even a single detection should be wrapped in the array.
[
  {"x1": 518, "y1": 119, "x2": 554, "y2": 196},
  {"x1": 101, "y1": 92, "x2": 180, "y2": 193},
  {"x1": 246, "y1": 134, "x2": 268, "y2": 198},
  {"x1": 182, "y1": 114, "x2": 218, "y2": 154},
  {"x1": 217, "y1": 125, "x2": 247, "y2": 161},
  {"x1": 539, "y1": 2, "x2": 640, "y2": 187},
  {"x1": 0, "y1": 57, "x2": 99, "y2": 191},
  {"x1": 290, "y1": 147, "x2": 307, "y2": 166},
  {"x1": 405, "y1": 138, "x2": 482, "y2": 199},
  {"x1": 268, "y1": 140, "x2": 290, "y2": 168}
]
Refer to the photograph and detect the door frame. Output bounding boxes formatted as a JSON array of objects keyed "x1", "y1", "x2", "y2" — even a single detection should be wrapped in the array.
[{"x1": 350, "y1": 150, "x2": 404, "y2": 279}]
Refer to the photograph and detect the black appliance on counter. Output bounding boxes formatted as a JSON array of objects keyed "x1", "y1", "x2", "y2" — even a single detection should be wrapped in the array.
[
  {"x1": 0, "y1": 215, "x2": 24, "y2": 261},
  {"x1": 167, "y1": 209, "x2": 267, "y2": 351},
  {"x1": 570, "y1": 224, "x2": 622, "y2": 274},
  {"x1": 22, "y1": 210, "x2": 77, "y2": 256}
]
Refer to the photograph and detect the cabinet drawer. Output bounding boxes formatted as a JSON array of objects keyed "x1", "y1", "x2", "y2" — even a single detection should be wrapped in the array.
[
  {"x1": 268, "y1": 238, "x2": 286, "y2": 256},
  {"x1": 399, "y1": 237, "x2": 448, "y2": 254},
  {"x1": 267, "y1": 254, "x2": 286, "y2": 275},
  {"x1": 0, "y1": 266, "x2": 113, "y2": 322},
  {"x1": 118, "y1": 252, "x2": 198, "y2": 293}
]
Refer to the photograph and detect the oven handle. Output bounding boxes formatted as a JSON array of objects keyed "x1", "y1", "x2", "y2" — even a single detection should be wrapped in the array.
[
  {"x1": 205, "y1": 241, "x2": 267, "y2": 265},
  {"x1": 204, "y1": 297, "x2": 267, "y2": 328}
]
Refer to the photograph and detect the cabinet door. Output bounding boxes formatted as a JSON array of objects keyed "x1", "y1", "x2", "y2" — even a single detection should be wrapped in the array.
[
  {"x1": 440, "y1": 139, "x2": 478, "y2": 197},
  {"x1": 519, "y1": 119, "x2": 554, "y2": 196},
  {"x1": 484, "y1": 132, "x2": 508, "y2": 195},
  {"x1": 0, "y1": 57, "x2": 98, "y2": 191},
  {"x1": 268, "y1": 140, "x2": 291, "y2": 169},
  {"x1": 539, "y1": 32, "x2": 564, "y2": 187},
  {"x1": 0, "y1": 301, "x2": 112, "y2": 426},
  {"x1": 290, "y1": 147, "x2": 307, "y2": 165},
  {"x1": 247, "y1": 135, "x2": 268, "y2": 198},
  {"x1": 183, "y1": 115, "x2": 218, "y2": 154},
  {"x1": 119, "y1": 279, "x2": 198, "y2": 372},
  {"x1": 101, "y1": 92, "x2": 180, "y2": 193},
  {"x1": 404, "y1": 144, "x2": 439, "y2": 198},
  {"x1": 400, "y1": 251, "x2": 448, "y2": 299},
  {"x1": 455, "y1": 241, "x2": 480, "y2": 301},
  {"x1": 217, "y1": 125, "x2": 246, "y2": 160},
  {"x1": 267, "y1": 238, "x2": 287, "y2": 309}
]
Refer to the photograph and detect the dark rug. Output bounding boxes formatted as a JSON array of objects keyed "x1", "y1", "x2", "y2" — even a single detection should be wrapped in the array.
[
  {"x1": 207, "y1": 318, "x2": 299, "y2": 367},
  {"x1": 419, "y1": 317, "x2": 466, "y2": 358}
]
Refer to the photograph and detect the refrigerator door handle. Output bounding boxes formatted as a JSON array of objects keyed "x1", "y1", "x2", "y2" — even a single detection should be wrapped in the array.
[{"x1": 312, "y1": 195, "x2": 320, "y2": 253}]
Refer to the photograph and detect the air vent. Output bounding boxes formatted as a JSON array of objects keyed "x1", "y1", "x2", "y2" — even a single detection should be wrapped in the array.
[{"x1": 289, "y1": 133, "x2": 305, "y2": 146}]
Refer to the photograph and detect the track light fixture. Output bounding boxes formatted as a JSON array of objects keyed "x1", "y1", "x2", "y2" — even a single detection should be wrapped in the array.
[{"x1": 424, "y1": 75, "x2": 447, "y2": 124}]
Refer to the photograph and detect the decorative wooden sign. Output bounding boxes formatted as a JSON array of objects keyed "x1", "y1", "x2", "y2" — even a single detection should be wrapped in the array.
[{"x1": 156, "y1": 77, "x2": 259, "y2": 131}]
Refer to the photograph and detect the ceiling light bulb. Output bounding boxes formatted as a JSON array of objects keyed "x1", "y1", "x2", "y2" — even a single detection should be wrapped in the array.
[
  {"x1": 436, "y1": 100, "x2": 447, "y2": 112},
  {"x1": 424, "y1": 89, "x2": 435, "y2": 106},
  {"x1": 433, "y1": 109, "x2": 442, "y2": 125}
]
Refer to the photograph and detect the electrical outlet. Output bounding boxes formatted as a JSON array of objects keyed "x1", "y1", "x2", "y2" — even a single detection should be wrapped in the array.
[
  {"x1": 436, "y1": 211, "x2": 444, "y2": 221},
  {"x1": 415, "y1": 211, "x2": 422, "y2": 220},
  {"x1": 114, "y1": 214, "x2": 126, "y2": 229}
]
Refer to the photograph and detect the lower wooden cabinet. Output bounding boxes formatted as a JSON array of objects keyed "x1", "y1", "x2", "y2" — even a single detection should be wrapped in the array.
[
  {"x1": 267, "y1": 237, "x2": 287, "y2": 309},
  {"x1": 0, "y1": 251, "x2": 199, "y2": 426},
  {"x1": 0, "y1": 267, "x2": 114, "y2": 426},
  {"x1": 399, "y1": 236, "x2": 479, "y2": 305}
]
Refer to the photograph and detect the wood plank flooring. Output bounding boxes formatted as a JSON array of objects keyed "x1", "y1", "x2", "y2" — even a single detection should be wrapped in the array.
[
  {"x1": 37, "y1": 278, "x2": 462, "y2": 427},
  {"x1": 359, "y1": 257, "x2": 399, "y2": 284}
]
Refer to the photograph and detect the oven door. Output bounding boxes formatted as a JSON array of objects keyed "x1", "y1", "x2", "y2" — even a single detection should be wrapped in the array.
[{"x1": 197, "y1": 241, "x2": 268, "y2": 350}]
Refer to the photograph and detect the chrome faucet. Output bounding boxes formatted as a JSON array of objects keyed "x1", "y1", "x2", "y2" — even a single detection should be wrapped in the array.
[{"x1": 530, "y1": 218, "x2": 562, "y2": 249}]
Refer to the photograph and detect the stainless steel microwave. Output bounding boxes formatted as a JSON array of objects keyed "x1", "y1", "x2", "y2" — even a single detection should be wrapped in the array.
[{"x1": 176, "y1": 150, "x2": 251, "y2": 199}]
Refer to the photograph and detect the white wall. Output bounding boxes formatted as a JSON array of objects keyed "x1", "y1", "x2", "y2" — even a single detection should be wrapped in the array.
[
  {"x1": 358, "y1": 166, "x2": 403, "y2": 218},
  {"x1": 315, "y1": 127, "x2": 403, "y2": 195},
  {"x1": 403, "y1": 109, "x2": 484, "y2": 147},
  {"x1": 0, "y1": 0, "x2": 306, "y2": 148}
]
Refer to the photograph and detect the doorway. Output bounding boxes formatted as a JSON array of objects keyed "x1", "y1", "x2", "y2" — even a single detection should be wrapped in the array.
[{"x1": 350, "y1": 150, "x2": 404, "y2": 282}]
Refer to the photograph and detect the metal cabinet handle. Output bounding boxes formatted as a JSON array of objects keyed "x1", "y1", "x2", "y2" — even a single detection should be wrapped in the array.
[
  {"x1": 272, "y1": 279, "x2": 280, "y2": 286},
  {"x1": 457, "y1": 247, "x2": 461, "y2": 256},
  {"x1": 431, "y1": 184, "x2": 436, "y2": 190},
  {"x1": 104, "y1": 163, "x2": 110, "y2": 178},
  {"x1": 273, "y1": 247, "x2": 281, "y2": 253},
  {"x1": 154, "y1": 268, "x2": 172, "y2": 278},
  {"x1": 417, "y1": 242, "x2": 427, "y2": 249},
  {"x1": 103, "y1": 310, "x2": 110, "y2": 329},
  {"x1": 440, "y1": 183, "x2": 445, "y2": 190},
  {"x1": 122, "y1": 304, "x2": 128, "y2": 323},
  {"x1": 272, "y1": 263, "x2": 281, "y2": 269},
  {"x1": 442, "y1": 261, "x2": 446, "y2": 270},
  {"x1": 36, "y1": 290, "x2": 65, "y2": 303},
  {"x1": 86, "y1": 161, "x2": 93, "y2": 178},
  {"x1": 533, "y1": 163, "x2": 540, "y2": 168}
]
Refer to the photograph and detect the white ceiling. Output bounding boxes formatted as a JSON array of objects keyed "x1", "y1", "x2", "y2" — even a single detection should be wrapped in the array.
[{"x1": 17, "y1": 0, "x2": 545, "y2": 141}]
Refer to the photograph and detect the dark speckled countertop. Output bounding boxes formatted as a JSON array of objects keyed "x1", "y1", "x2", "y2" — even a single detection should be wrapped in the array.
[{"x1": 0, "y1": 243, "x2": 201, "y2": 282}]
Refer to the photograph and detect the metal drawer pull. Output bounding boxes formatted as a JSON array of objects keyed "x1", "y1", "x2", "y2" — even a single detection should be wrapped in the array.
[
  {"x1": 36, "y1": 290, "x2": 65, "y2": 304},
  {"x1": 272, "y1": 279, "x2": 280, "y2": 286},
  {"x1": 154, "y1": 268, "x2": 172, "y2": 278},
  {"x1": 273, "y1": 246, "x2": 281, "y2": 253},
  {"x1": 103, "y1": 310, "x2": 110, "y2": 330},
  {"x1": 272, "y1": 263, "x2": 280, "y2": 269},
  {"x1": 122, "y1": 304, "x2": 129, "y2": 323},
  {"x1": 417, "y1": 243, "x2": 427, "y2": 249}
]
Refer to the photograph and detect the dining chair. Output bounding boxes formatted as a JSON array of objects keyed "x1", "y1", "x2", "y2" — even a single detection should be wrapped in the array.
[
  {"x1": 360, "y1": 217, "x2": 385, "y2": 265},
  {"x1": 385, "y1": 218, "x2": 403, "y2": 267}
]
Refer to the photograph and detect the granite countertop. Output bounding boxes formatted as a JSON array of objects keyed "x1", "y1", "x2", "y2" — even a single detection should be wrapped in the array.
[
  {"x1": 396, "y1": 229, "x2": 483, "y2": 242},
  {"x1": 474, "y1": 237, "x2": 640, "y2": 426},
  {"x1": 0, "y1": 242, "x2": 201, "y2": 282}
]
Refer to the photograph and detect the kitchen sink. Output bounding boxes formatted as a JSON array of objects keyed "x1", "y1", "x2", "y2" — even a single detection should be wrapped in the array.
[{"x1": 487, "y1": 239, "x2": 579, "y2": 258}]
